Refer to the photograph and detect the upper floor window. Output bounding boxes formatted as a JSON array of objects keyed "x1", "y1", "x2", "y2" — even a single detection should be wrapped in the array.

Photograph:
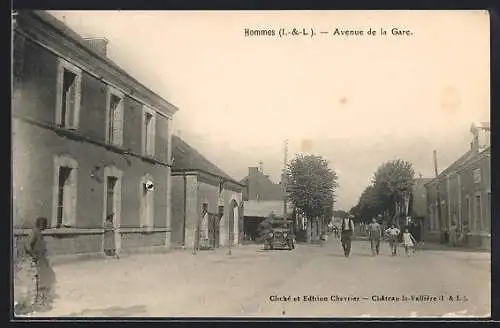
[
  {"x1": 105, "y1": 87, "x2": 124, "y2": 147},
  {"x1": 56, "y1": 59, "x2": 82, "y2": 129},
  {"x1": 142, "y1": 106, "x2": 156, "y2": 157}
]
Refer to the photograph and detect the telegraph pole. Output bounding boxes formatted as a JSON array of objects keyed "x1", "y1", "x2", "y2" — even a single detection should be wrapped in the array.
[
  {"x1": 283, "y1": 139, "x2": 288, "y2": 220},
  {"x1": 433, "y1": 150, "x2": 443, "y2": 243}
]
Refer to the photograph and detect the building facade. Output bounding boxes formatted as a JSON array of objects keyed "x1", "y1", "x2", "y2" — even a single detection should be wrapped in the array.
[
  {"x1": 241, "y1": 167, "x2": 284, "y2": 201},
  {"x1": 12, "y1": 11, "x2": 178, "y2": 260},
  {"x1": 170, "y1": 136, "x2": 244, "y2": 249},
  {"x1": 408, "y1": 177, "x2": 432, "y2": 236},
  {"x1": 425, "y1": 123, "x2": 491, "y2": 249}
]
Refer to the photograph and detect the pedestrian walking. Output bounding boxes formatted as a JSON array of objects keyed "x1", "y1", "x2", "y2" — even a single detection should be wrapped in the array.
[
  {"x1": 367, "y1": 216, "x2": 382, "y2": 256},
  {"x1": 24, "y1": 217, "x2": 56, "y2": 312},
  {"x1": 384, "y1": 224, "x2": 400, "y2": 256},
  {"x1": 104, "y1": 214, "x2": 119, "y2": 259},
  {"x1": 333, "y1": 226, "x2": 340, "y2": 240},
  {"x1": 402, "y1": 228, "x2": 417, "y2": 256},
  {"x1": 341, "y1": 214, "x2": 355, "y2": 257}
]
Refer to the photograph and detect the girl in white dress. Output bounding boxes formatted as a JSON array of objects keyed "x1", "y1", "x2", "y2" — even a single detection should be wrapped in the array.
[{"x1": 402, "y1": 228, "x2": 417, "y2": 256}]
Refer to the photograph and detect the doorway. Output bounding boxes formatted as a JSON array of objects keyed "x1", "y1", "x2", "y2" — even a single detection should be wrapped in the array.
[
  {"x1": 102, "y1": 167, "x2": 123, "y2": 253},
  {"x1": 208, "y1": 213, "x2": 221, "y2": 249}
]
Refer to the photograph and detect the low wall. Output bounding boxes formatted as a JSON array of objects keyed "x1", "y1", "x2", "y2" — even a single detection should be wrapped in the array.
[
  {"x1": 424, "y1": 231, "x2": 490, "y2": 250},
  {"x1": 13, "y1": 229, "x2": 169, "y2": 264}
]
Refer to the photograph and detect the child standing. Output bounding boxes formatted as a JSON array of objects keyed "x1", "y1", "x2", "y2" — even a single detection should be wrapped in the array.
[{"x1": 402, "y1": 228, "x2": 417, "y2": 256}]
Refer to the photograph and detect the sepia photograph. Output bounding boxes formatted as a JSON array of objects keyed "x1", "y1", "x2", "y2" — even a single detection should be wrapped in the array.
[{"x1": 11, "y1": 10, "x2": 491, "y2": 318}]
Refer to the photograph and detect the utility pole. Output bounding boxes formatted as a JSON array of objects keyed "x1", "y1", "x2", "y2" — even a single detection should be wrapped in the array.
[
  {"x1": 283, "y1": 139, "x2": 288, "y2": 221},
  {"x1": 433, "y1": 150, "x2": 443, "y2": 243}
]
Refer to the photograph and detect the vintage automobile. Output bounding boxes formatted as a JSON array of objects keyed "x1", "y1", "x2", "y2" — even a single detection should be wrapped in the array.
[{"x1": 263, "y1": 219, "x2": 295, "y2": 250}]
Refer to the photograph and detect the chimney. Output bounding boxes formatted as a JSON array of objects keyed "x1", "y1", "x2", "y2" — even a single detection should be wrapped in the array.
[{"x1": 84, "y1": 37, "x2": 108, "y2": 56}]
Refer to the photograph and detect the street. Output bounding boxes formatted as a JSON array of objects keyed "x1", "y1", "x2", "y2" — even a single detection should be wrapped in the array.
[{"x1": 18, "y1": 238, "x2": 490, "y2": 318}]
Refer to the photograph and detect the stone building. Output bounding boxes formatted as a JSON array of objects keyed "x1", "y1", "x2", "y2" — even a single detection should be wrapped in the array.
[
  {"x1": 12, "y1": 10, "x2": 178, "y2": 259},
  {"x1": 425, "y1": 122, "x2": 491, "y2": 249},
  {"x1": 170, "y1": 135, "x2": 244, "y2": 250},
  {"x1": 408, "y1": 177, "x2": 433, "y2": 236},
  {"x1": 240, "y1": 166, "x2": 285, "y2": 201}
]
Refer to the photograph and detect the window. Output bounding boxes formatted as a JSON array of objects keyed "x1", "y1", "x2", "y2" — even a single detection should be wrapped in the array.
[
  {"x1": 140, "y1": 175, "x2": 155, "y2": 231},
  {"x1": 56, "y1": 59, "x2": 82, "y2": 129},
  {"x1": 105, "y1": 87, "x2": 124, "y2": 146},
  {"x1": 429, "y1": 206, "x2": 434, "y2": 231},
  {"x1": 465, "y1": 196, "x2": 470, "y2": 227},
  {"x1": 487, "y1": 192, "x2": 491, "y2": 233},
  {"x1": 475, "y1": 194, "x2": 482, "y2": 232},
  {"x1": 106, "y1": 177, "x2": 118, "y2": 217},
  {"x1": 52, "y1": 156, "x2": 78, "y2": 228},
  {"x1": 142, "y1": 107, "x2": 156, "y2": 157}
]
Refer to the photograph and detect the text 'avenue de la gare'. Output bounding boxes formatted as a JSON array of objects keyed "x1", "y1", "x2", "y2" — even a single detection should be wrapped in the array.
[
  {"x1": 244, "y1": 27, "x2": 414, "y2": 38},
  {"x1": 269, "y1": 294, "x2": 469, "y2": 303}
]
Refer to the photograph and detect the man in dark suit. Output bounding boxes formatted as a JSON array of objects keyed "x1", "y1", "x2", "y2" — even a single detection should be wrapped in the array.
[{"x1": 341, "y1": 214, "x2": 355, "y2": 257}]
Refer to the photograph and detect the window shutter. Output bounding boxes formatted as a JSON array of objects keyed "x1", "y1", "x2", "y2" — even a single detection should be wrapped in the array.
[
  {"x1": 65, "y1": 82, "x2": 75, "y2": 128},
  {"x1": 62, "y1": 169, "x2": 77, "y2": 227},
  {"x1": 114, "y1": 177, "x2": 122, "y2": 229},
  {"x1": 55, "y1": 64, "x2": 64, "y2": 125},
  {"x1": 148, "y1": 115, "x2": 156, "y2": 156},
  {"x1": 71, "y1": 74, "x2": 82, "y2": 129},
  {"x1": 69, "y1": 169, "x2": 78, "y2": 226},
  {"x1": 113, "y1": 100, "x2": 124, "y2": 146},
  {"x1": 140, "y1": 180, "x2": 148, "y2": 229},
  {"x1": 148, "y1": 192, "x2": 155, "y2": 231},
  {"x1": 105, "y1": 91, "x2": 112, "y2": 142}
]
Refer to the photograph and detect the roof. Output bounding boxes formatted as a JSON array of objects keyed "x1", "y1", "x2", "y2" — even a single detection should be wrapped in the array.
[
  {"x1": 471, "y1": 122, "x2": 490, "y2": 131},
  {"x1": 171, "y1": 135, "x2": 242, "y2": 186},
  {"x1": 425, "y1": 146, "x2": 491, "y2": 186},
  {"x1": 244, "y1": 200, "x2": 294, "y2": 218},
  {"x1": 19, "y1": 10, "x2": 178, "y2": 116},
  {"x1": 413, "y1": 178, "x2": 433, "y2": 188}
]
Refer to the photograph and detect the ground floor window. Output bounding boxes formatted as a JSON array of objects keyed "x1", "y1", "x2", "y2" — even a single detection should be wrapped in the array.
[
  {"x1": 140, "y1": 175, "x2": 155, "y2": 231},
  {"x1": 52, "y1": 156, "x2": 78, "y2": 228},
  {"x1": 475, "y1": 194, "x2": 482, "y2": 232}
]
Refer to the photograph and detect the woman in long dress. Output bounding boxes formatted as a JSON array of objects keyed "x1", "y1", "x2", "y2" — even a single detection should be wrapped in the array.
[
  {"x1": 104, "y1": 214, "x2": 118, "y2": 258},
  {"x1": 23, "y1": 217, "x2": 57, "y2": 313}
]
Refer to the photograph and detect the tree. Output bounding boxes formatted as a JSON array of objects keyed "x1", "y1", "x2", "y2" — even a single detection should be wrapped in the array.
[
  {"x1": 371, "y1": 159, "x2": 415, "y2": 223},
  {"x1": 356, "y1": 185, "x2": 383, "y2": 223},
  {"x1": 333, "y1": 210, "x2": 348, "y2": 219},
  {"x1": 287, "y1": 154, "x2": 338, "y2": 222}
]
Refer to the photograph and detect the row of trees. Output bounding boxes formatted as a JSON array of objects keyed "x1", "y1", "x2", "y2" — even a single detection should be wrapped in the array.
[
  {"x1": 286, "y1": 154, "x2": 338, "y2": 226},
  {"x1": 277, "y1": 154, "x2": 416, "y2": 229},
  {"x1": 350, "y1": 159, "x2": 416, "y2": 224}
]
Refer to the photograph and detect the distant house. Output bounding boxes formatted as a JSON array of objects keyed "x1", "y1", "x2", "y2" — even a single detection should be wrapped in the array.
[
  {"x1": 242, "y1": 200, "x2": 293, "y2": 241},
  {"x1": 170, "y1": 135, "x2": 244, "y2": 250},
  {"x1": 425, "y1": 122, "x2": 491, "y2": 249},
  {"x1": 240, "y1": 167, "x2": 285, "y2": 201},
  {"x1": 408, "y1": 176, "x2": 432, "y2": 226}
]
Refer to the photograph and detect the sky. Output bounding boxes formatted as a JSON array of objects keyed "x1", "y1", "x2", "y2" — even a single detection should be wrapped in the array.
[{"x1": 47, "y1": 10, "x2": 490, "y2": 210}]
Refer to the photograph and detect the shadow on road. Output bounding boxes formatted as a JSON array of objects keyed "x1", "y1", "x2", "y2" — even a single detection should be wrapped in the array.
[{"x1": 351, "y1": 252, "x2": 375, "y2": 257}]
